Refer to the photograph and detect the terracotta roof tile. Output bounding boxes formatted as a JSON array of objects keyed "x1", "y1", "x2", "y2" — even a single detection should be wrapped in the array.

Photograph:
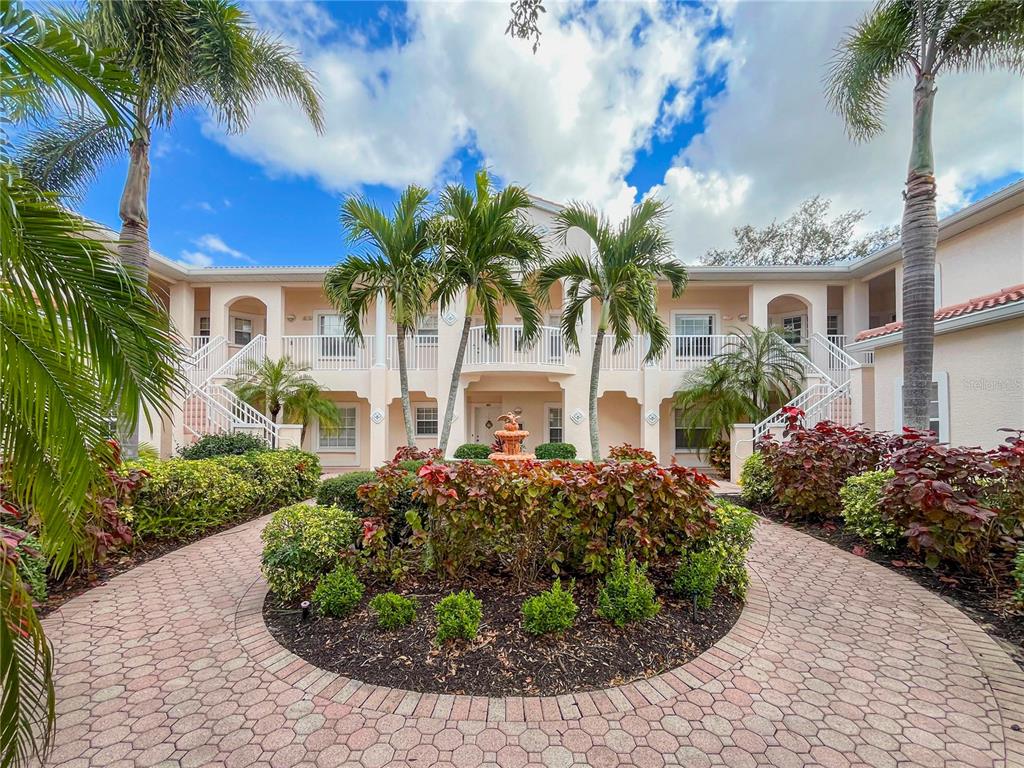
[{"x1": 854, "y1": 283, "x2": 1024, "y2": 342}]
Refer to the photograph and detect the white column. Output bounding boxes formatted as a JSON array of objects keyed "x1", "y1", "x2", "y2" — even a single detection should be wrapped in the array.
[
  {"x1": 265, "y1": 286, "x2": 284, "y2": 359},
  {"x1": 374, "y1": 295, "x2": 387, "y2": 367},
  {"x1": 563, "y1": 298, "x2": 593, "y2": 458},
  {"x1": 168, "y1": 282, "x2": 194, "y2": 339},
  {"x1": 729, "y1": 424, "x2": 755, "y2": 484}
]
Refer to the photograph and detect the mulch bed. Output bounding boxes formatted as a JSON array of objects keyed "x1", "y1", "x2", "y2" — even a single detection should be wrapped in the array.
[
  {"x1": 724, "y1": 495, "x2": 1024, "y2": 666},
  {"x1": 265, "y1": 565, "x2": 742, "y2": 697}
]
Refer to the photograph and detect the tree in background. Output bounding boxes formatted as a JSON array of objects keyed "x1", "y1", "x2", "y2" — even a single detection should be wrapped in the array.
[
  {"x1": 506, "y1": 0, "x2": 545, "y2": 52},
  {"x1": 826, "y1": 0, "x2": 1024, "y2": 430},
  {"x1": 673, "y1": 328, "x2": 805, "y2": 453},
  {"x1": 2, "y1": 3, "x2": 180, "y2": 764},
  {"x1": 324, "y1": 186, "x2": 435, "y2": 446},
  {"x1": 539, "y1": 199, "x2": 687, "y2": 460},
  {"x1": 702, "y1": 196, "x2": 899, "y2": 266},
  {"x1": 431, "y1": 169, "x2": 545, "y2": 453}
]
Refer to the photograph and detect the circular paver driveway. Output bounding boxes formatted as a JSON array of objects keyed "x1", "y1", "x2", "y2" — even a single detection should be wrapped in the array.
[{"x1": 42, "y1": 517, "x2": 1024, "y2": 767}]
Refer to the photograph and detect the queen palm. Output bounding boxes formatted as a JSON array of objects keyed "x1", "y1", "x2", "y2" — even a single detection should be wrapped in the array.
[
  {"x1": 229, "y1": 358, "x2": 337, "y2": 435},
  {"x1": 538, "y1": 199, "x2": 687, "y2": 460},
  {"x1": 825, "y1": 0, "x2": 1024, "y2": 430},
  {"x1": 431, "y1": 169, "x2": 545, "y2": 453},
  {"x1": 673, "y1": 328, "x2": 805, "y2": 451},
  {"x1": 3, "y1": 4, "x2": 180, "y2": 764},
  {"x1": 324, "y1": 186, "x2": 435, "y2": 446}
]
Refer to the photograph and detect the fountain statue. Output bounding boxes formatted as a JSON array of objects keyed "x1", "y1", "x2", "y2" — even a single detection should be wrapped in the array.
[{"x1": 489, "y1": 411, "x2": 536, "y2": 464}]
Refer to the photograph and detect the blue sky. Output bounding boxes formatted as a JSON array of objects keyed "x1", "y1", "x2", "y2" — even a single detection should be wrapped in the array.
[{"x1": 74, "y1": 1, "x2": 1023, "y2": 268}]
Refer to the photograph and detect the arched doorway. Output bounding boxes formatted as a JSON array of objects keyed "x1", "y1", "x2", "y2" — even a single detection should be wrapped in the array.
[
  {"x1": 766, "y1": 294, "x2": 812, "y2": 346},
  {"x1": 224, "y1": 296, "x2": 268, "y2": 353}
]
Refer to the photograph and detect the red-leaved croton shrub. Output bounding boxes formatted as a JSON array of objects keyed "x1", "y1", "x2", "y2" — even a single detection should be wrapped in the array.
[
  {"x1": 606, "y1": 444, "x2": 657, "y2": 462},
  {"x1": 882, "y1": 428, "x2": 1010, "y2": 571},
  {"x1": 760, "y1": 408, "x2": 887, "y2": 520},
  {"x1": 391, "y1": 446, "x2": 443, "y2": 462},
  {"x1": 413, "y1": 458, "x2": 717, "y2": 580}
]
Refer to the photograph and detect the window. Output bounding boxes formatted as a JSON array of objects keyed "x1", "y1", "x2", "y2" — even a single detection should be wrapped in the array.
[
  {"x1": 827, "y1": 314, "x2": 841, "y2": 338},
  {"x1": 319, "y1": 405, "x2": 357, "y2": 450},
  {"x1": 232, "y1": 317, "x2": 252, "y2": 346},
  {"x1": 317, "y1": 313, "x2": 355, "y2": 358},
  {"x1": 415, "y1": 406, "x2": 438, "y2": 437},
  {"x1": 674, "y1": 314, "x2": 714, "y2": 357},
  {"x1": 198, "y1": 316, "x2": 210, "y2": 338},
  {"x1": 547, "y1": 406, "x2": 563, "y2": 443},
  {"x1": 417, "y1": 314, "x2": 438, "y2": 340},
  {"x1": 674, "y1": 409, "x2": 709, "y2": 451},
  {"x1": 780, "y1": 315, "x2": 804, "y2": 345},
  {"x1": 895, "y1": 372, "x2": 949, "y2": 442}
]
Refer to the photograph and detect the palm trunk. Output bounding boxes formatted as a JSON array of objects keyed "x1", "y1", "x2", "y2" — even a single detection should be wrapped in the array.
[
  {"x1": 901, "y1": 75, "x2": 938, "y2": 431},
  {"x1": 438, "y1": 315, "x2": 474, "y2": 454},
  {"x1": 116, "y1": 113, "x2": 152, "y2": 460},
  {"x1": 589, "y1": 329, "x2": 605, "y2": 460},
  {"x1": 396, "y1": 323, "x2": 416, "y2": 446}
]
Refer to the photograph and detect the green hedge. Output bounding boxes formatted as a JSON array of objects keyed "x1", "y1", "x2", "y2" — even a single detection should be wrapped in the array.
[
  {"x1": 535, "y1": 442, "x2": 577, "y2": 460},
  {"x1": 316, "y1": 471, "x2": 377, "y2": 511},
  {"x1": 262, "y1": 503, "x2": 360, "y2": 599},
  {"x1": 128, "y1": 449, "x2": 320, "y2": 539},
  {"x1": 453, "y1": 443, "x2": 491, "y2": 460},
  {"x1": 840, "y1": 469, "x2": 900, "y2": 551},
  {"x1": 178, "y1": 433, "x2": 269, "y2": 459}
]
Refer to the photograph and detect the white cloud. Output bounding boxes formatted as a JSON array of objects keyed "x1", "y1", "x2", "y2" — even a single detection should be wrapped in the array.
[
  {"x1": 649, "y1": 1, "x2": 1024, "y2": 261},
  {"x1": 194, "y1": 234, "x2": 252, "y2": 263},
  {"x1": 180, "y1": 250, "x2": 213, "y2": 267}
]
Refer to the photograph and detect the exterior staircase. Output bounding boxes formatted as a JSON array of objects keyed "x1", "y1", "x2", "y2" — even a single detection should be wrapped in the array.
[
  {"x1": 753, "y1": 333, "x2": 858, "y2": 440},
  {"x1": 180, "y1": 334, "x2": 280, "y2": 447}
]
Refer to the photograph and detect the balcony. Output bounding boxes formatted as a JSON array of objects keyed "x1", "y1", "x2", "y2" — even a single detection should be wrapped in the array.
[
  {"x1": 463, "y1": 325, "x2": 566, "y2": 369},
  {"x1": 596, "y1": 334, "x2": 737, "y2": 371},
  {"x1": 386, "y1": 334, "x2": 439, "y2": 370},
  {"x1": 282, "y1": 335, "x2": 373, "y2": 370}
]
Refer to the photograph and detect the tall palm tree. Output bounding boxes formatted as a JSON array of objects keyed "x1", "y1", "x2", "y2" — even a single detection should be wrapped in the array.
[
  {"x1": 431, "y1": 169, "x2": 545, "y2": 453},
  {"x1": 673, "y1": 328, "x2": 805, "y2": 451},
  {"x1": 3, "y1": 4, "x2": 180, "y2": 764},
  {"x1": 324, "y1": 186, "x2": 435, "y2": 446},
  {"x1": 539, "y1": 199, "x2": 687, "y2": 460},
  {"x1": 825, "y1": 0, "x2": 1024, "y2": 429},
  {"x1": 229, "y1": 358, "x2": 337, "y2": 436}
]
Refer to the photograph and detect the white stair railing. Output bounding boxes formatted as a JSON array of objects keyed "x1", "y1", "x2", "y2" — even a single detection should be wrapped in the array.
[
  {"x1": 183, "y1": 335, "x2": 227, "y2": 386},
  {"x1": 210, "y1": 334, "x2": 266, "y2": 380},
  {"x1": 809, "y1": 332, "x2": 858, "y2": 387}
]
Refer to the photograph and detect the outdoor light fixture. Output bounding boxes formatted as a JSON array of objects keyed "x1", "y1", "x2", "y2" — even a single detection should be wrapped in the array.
[
  {"x1": 300, "y1": 600, "x2": 310, "y2": 622},
  {"x1": 286, "y1": 314, "x2": 296, "y2": 322}
]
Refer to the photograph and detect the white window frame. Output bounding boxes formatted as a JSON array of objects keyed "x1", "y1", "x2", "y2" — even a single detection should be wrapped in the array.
[
  {"x1": 673, "y1": 407, "x2": 710, "y2": 453},
  {"x1": 827, "y1": 313, "x2": 842, "y2": 337},
  {"x1": 777, "y1": 312, "x2": 806, "y2": 345},
  {"x1": 317, "y1": 403, "x2": 359, "y2": 452},
  {"x1": 414, "y1": 404, "x2": 439, "y2": 438},
  {"x1": 230, "y1": 314, "x2": 255, "y2": 346},
  {"x1": 314, "y1": 311, "x2": 357, "y2": 360},
  {"x1": 893, "y1": 371, "x2": 949, "y2": 443},
  {"x1": 671, "y1": 310, "x2": 718, "y2": 358},
  {"x1": 197, "y1": 315, "x2": 211, "y2": 337},
  {"x1": 544, "y1": 403, "x2": 564, "y2": 444}
]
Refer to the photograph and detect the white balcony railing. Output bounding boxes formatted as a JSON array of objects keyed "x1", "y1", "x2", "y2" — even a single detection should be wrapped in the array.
[
  {"x1": 659, "y1": 334, "x2": 737, "y2": 371},
  {"x1": 597, "y1": 335, "x2": 648, "y2": 371},
  {"x1": 282, "y1": 335, "x2": 373, "y2": 370},
  {"x1": 464, "y1": 325, "x2": 565, "y2": 367},
  {"x1": 386, "y1": 334, "x2": 438, "y2": 370}
]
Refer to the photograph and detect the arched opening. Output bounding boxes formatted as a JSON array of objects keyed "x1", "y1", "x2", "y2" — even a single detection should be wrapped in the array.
[
  {"x1": 597, "y1": 391, "x2": 641, "y2": 456},
  {"x1": 225, "y1": 296, "x2": 268, "y2": 353},
  {"x1": 766, "y1": 294, "x2": 812, "y2": 345},
  {"x1": 463, "y1": 376, "x2": 564, "y2": 448}
]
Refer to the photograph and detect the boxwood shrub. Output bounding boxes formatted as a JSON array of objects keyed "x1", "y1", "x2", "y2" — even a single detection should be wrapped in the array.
[
  {"x1": 521, "y1": 579, "x2": 578, "y2": 635},
  {"x1": 261, "y1": 503, "x2": 360, "y2": 600},
  {"x1": 739, "y1": 452, "x2": 774, "y2": 506},
  {"x1": 312, "y1": 564, "x2": 364, "y2": 617},
  {"x1": 706, "y1": 500, "x2": 757, "y2": 597},
  {"x1": 453, "y1": 443, "x2": 491, "y2": 460},
  {"x1": 535, "y1": 442, "x2": 577, "y2": 460},
  {"x1": 839, "y1": 469, "x2": 901, "y2": 552},
  {"x1": 178, "y1": 433, "x2": 269, "y2": 459},
  {"x1": 316, "y1": 470, "x2": 377, "y2": 511}
]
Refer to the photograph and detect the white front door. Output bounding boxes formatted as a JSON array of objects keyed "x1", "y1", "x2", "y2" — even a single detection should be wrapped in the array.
[{"x1": 473, "y1": 405, "x2": 504, "y2": 444}]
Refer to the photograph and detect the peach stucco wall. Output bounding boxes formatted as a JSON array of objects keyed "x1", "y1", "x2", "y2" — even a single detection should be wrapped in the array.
[{"x1": 935, "y1": 208, "x2": 1024, "y2": 308}]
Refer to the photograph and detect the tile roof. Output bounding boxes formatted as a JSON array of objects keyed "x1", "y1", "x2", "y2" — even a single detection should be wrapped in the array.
[{"x1": 854, "y1": 283, "x2": 1024, "y2": 341}]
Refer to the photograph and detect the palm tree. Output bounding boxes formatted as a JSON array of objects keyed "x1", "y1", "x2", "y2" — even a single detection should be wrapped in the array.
[
  {"x1": 538, "y1": 199, "x2": 687, "y2": 459},
  {"x1": 3, "y1": 4, "x2": 180, "y2": 764},
  {"x1": 229, "y1": 358, "x2": 336, "y2": 429},
  {"x1": 324, "y1": 186, "x2": 435, "y2": 446},
  {"x1": 825, "y1": 0, "x2": 1024, "y2": 430},
  {"x1": 285, "y1": 380, "x2": 340, "y2": 447},
  {"x1": 431, "y1": 169, "x2": 546, "y2": 453},
  {"x1": 673, "y1": 328, "x2": 805, "y2": 451}
]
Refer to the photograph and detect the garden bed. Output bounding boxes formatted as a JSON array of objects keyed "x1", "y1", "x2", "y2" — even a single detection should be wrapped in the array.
[
  {"x1": 264, "y1": 564, "x2": 741, "y2": 697},
  {"x1": 727, "y1": 496, "x2": 1024, "y2": 665}
]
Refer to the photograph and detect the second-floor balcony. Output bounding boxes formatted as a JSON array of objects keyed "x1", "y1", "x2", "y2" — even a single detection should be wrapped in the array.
[
  {"x1": 283, "y1": 335, "x2": 373, "y2": 370},
  {"x1": 598, "y1": 334, "x2": 738, "y2": 371},
  {"x1": 463, "y1": 325, "x2": 566, "y2": 369}
]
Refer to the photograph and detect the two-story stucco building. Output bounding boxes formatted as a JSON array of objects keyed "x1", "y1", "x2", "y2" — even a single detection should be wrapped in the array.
[{"x1": 143, "y1": 180, "x2": 1024, "y2": 477}]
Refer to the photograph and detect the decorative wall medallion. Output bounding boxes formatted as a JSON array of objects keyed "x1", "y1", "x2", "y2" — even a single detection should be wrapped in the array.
[
  {"x1": 645, "y1": 410, "x2": 659, "y2": 426},
  {"x1": 570, "y1": 409, "x2": 585, "y2": 425},
  {"x1": 370, "y1": 409, "x2": 384, "y2": 424},
  {"x1": 443, "y1": 310, "x2": 458, "y2": 326}
]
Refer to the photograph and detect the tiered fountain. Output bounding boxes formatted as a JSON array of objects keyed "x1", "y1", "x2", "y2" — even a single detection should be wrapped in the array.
[{"x1": 488, "y1": 411, "x2": 536, "y2": 464}]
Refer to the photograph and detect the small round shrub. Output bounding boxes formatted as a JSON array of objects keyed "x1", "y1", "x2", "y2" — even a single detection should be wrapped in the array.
[
  {"x1": 435, "y1": 590, "x2": 483, "y2": 643},
  {"x1": 453, "y1": 443, "x2": 491, "y2": 460},
  {"x1": 178, "y1": 433, "x2": 268, "y2": 459},
  {"x1": 707, "y1": 500, "x2": 757, "y2": 597},
  {"x1": 673, "y1": 549, "x2": 723, "y2": 609},
  {"x1": 739, "y1": 452, "x2": 774, "y2": 506},
  {"x1": 839, "y1": 469, "x2": 901, "y2": 551},
  {"x1": 312, "y1": 564, "x2": 364, "y2": 617},
  {"x1": 596, "y1": 550, "x2": 659, "y2": 626},
  {"x1": 521, "y1": 579, "x2": 578, "y2": 635},
  {"x1": 535, "y1": 442, "x2": 577, "y2": 460},
  {"x1": 370, "y1": 592, "x2": 417, "y2": 630},
  {"x1": 316, "y1": 471, "x2": 376, "y2": 512},
  {"x1": 261, "y1": 503, "x2": 361, "y2": 600}
]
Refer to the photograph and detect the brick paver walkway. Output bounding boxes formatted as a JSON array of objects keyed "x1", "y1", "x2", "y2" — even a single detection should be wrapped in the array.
[{"x1": 42, "y1": 517, "x2": 1024, "y2": 767}]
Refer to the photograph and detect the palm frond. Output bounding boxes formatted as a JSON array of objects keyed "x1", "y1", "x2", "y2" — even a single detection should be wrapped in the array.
[{"x1": 936, "y1": 0, "x2": 1024, "y2": 73}]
